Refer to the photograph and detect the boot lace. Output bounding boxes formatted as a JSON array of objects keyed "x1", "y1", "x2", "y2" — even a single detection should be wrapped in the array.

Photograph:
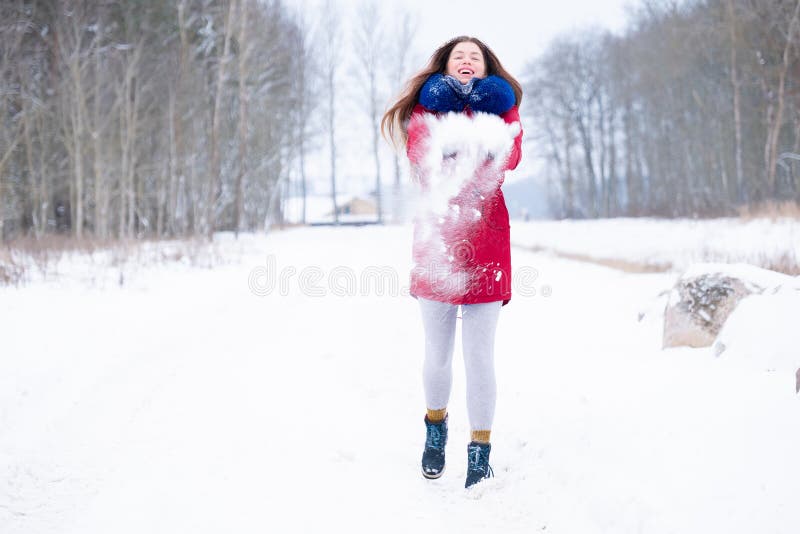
[
  {"x1": 426, "y1": 423, "x2": 445, "y2": 450},
  {"x1": 468, "y1": 445, "x2": 494, "y2": 477}
]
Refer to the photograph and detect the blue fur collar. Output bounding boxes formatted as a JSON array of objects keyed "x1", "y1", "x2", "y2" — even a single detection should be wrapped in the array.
[{"x1": 418, "y1": 74, "x2": 515, "y2": 115}]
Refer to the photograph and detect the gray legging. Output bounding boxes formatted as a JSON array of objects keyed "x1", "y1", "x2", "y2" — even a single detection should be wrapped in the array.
[{"x1": 418, "y1": 297, "x2": 502, "y2": 431}]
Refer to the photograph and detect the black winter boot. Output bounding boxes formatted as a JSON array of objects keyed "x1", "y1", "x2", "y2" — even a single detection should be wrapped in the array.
[
  {"x1": 421, "y1": 415, "x2": 448, "y2": 479},
  {"x1": 465, "y1": 441, "x2": 493, "y2": 488}
]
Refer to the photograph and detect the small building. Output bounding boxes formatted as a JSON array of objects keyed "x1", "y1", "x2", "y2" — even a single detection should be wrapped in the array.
[
  {"x1": 335, "y1": 196, "x2": 377, "y2": 217},
  {"x1": 282, "y1": 194, "x2": 380, "y2": 225}
]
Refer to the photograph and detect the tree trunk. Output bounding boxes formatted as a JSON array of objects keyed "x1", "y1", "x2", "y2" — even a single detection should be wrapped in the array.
[
  {"x1": 765, "y1": 1, "x2": 800, "y2": 198},
  {"x1": 65, "y1": 27, "x2": 87, "y2": 238},
  {"x1": 299, "y1": 146, "x2": 307, "y2": 225},
  {"x1": 21, "y1": 85, "x2": 39, "y2": 236},
  {"x1": 207, "y1": 0, "x2": 236, "y2": 238},
  {"x1": 597, "y1": 92, "x2": 608, "y2": 217},
  {"x1": 607, "y1": 104, "x2": 618, "y2": 216},
  {"x1": 92, "y1": 41, "x2": 109, "y2": 239},
  {"x1": 370, "y1": 75, "x2": 382, "y2": 223},
  {"x1": 563, "y1": 117, "x2": 575, "y2": 218},
  {"x1": 234, "y1": 0, "x2": 250, "y2": 237},
  {"x1": 328, "y1": 67, "x2": 338, "y2": 224},
  {"x1": 726, "y1": 0, "x2": 745, "y2": 204},
  {"x1": 575, "y1": 111, "x2": 598, "y2": 217}
]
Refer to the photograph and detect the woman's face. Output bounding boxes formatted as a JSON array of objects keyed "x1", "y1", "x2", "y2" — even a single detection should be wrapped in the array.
[{"x1": 445, "y1": 41, "x2": 486, "y2": 84}]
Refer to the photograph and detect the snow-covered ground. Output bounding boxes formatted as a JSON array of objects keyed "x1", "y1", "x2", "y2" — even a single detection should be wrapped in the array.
[{"x1": 2, "y1": 222, "x2": 799, "y2": 533}]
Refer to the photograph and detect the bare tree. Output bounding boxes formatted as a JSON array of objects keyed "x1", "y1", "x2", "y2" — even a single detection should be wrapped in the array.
[
  {"x1": 233, "y1": 0, "x2": 252, "y2": 236},
  {"x1": 0, "y1": 2, "x2": 32, "y2": 239},
  {"x1": 55, "y1": 2, "x2": 94, "y2": 238},
  {"x1": 287, "y1": 8, "x2": 320, "y2": 225},
  {"x1": 352, "y1": 0, "x2": 385, "y2": 222},
  {"x1": 764, "y1": 1, "x2": 800, "y2": 197},
  {"x1": 387, "y1": 8, "x2": 417, "y2": 222},
  {"x1": 207, "y1": 0, "x2": 236, "y2": 237},
  {"x1": 320, "y1": 0, "x2": 341, "y2": 224},
  {"x1": 726, "y1": 0, "x2": 745, "y2": 203}
]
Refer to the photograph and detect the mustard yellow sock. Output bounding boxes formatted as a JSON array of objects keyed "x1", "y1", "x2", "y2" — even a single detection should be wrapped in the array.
[
  {"x1": 426, "y1": 408, "x2": 447, "y2": 423},
  {"x1": 471, "y1": 430, "x2": 491, "y2": 444}
]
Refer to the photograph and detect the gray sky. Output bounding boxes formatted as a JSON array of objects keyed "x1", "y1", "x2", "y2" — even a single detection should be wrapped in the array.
[
  {"x1": 391, "y1": 0, "x2": 632, "y2": 74},
  {"x1": 293, "y1": 0, "x2": 633, "y2": 74}
]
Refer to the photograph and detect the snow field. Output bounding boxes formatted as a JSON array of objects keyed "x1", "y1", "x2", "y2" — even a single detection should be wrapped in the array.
[
  {"x1": 1, "y1": 223, "x2": 798, "y2": 533},
  {"x1": 512, "y1": 217, "x2": 800, "y2": 272}
]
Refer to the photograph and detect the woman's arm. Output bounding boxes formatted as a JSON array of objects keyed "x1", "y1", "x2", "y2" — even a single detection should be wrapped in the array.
[
  {"x1": 406, "y1": 104, "x2": 430, "y2": 168},
  {"x1": 500, "y1": 106, "x2": 523, "y2": 171}
]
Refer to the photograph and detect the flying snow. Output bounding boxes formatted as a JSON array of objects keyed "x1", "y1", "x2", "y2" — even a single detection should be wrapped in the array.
[{"x1": 410, "y1": 112, "x2": 519, "y2": 299}]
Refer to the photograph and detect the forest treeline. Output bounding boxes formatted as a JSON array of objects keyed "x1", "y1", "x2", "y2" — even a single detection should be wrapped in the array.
[
  {"x1": 2, "y1": 1, "x2": 800, "y2": 242},
  {"x1": 524, "y1": 0, "x2": 800, "y2": 218},
  {"x1": 0, "y1": 0, "x2": 323, "y2": 240},
  {"x1": 0, "y1": 0, "x2": 418, "y2": 241}
]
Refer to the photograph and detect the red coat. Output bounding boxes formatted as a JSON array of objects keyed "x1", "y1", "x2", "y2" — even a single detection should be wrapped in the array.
[{"x1": 407, "y1": 103, "x2": 523, "y2": 305}]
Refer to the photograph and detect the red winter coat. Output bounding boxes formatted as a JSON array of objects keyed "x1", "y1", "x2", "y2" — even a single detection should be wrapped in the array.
[{"x1": 407, "y1": 103, "x2": 523, "y2": 305}]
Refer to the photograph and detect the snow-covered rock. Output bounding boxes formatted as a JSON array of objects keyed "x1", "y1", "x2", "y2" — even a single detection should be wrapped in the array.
[
  {"x1": 662, "y1": 263, "x2": 799, "y2": 349},
  {"x1": 711, "y1": 283, "x2": 800, "y2": 391}
]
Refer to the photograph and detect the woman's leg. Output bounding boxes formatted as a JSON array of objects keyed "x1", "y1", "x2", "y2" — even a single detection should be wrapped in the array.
[
  {"x1": 461, "y1": 300, "x2": 502, "y2": 441},
  {"x1": 418, "y1": 297, "x2": 458, "y2": 415}
]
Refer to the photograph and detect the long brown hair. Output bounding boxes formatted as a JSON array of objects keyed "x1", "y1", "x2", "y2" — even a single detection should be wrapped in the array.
[{"x1": 381, "y1": 36, "x2": 523, "y2": 148}]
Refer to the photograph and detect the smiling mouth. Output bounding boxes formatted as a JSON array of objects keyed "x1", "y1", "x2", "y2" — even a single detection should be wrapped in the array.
[{"x1": 459, "y1": 68, "x2": 474, "y2": 75}]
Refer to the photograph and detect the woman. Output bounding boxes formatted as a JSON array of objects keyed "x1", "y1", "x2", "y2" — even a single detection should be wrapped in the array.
[{"x1": 381, "y1": 36, "x2": 523, "y2": 489}]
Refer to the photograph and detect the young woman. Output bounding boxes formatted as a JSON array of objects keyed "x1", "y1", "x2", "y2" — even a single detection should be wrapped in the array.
[{"x1": 382, "y1": 36, "x2": 523, "y2": 488}]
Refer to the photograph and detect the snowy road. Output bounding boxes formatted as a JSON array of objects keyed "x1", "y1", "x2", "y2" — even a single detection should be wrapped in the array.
[{"x1": 2, "y1": 225, "x2": 798, "y2": 533}]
